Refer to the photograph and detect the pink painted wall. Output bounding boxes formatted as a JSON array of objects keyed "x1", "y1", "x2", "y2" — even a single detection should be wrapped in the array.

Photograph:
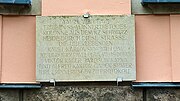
[
  {"x1": 0, "y1": 0, "x2": 133, "y2": 83},
  {"x1": 1, "y1": 15, "x2": 180, "y2": 83},
  {"x1": 170, "y1": 15, "x2": 180, "y2": 82},
  {"x1": 1, "y1": 16, "x2": 36, "y2": 83},
  {"x1": 1, "y1": 15, "x2": 179, "y2": 83},
  {"x1": 135, "y1": 15, "x2": 172, "y2": 82},
  {"x1": 136, "y1": 15, "x2": 180, "y2": 82},
  {"x1": 0, "y1": 15, "x2": 2, "y2": 83},
  {"x1": 42, "y1": 0, "x2": 131, "y2": 16},
  {"x1": 0, "y1": 0, "x2": 179, "y2": 83}
]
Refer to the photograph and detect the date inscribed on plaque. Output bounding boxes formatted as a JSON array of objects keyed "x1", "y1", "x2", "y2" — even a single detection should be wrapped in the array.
[{"x1": 36, "y1": 15, "x2": 136, "y2": 82}]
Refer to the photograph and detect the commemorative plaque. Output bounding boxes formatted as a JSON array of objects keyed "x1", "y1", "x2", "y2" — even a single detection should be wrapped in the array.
[{"x1": 36, "y1": 15, "x2": 136, "y2": 82}]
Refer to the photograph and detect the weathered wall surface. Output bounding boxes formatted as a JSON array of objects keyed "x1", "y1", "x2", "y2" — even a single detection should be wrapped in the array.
[
  {"x1": 0, "y1": 86, "x2": 143, "y2": 101},
  {"x1": 146, "y1": 88, "x2": 180, "y2": 101},
  {"x1": 0, "y1": 89, "x2": 19, "y2": 101},
  {"x1": 0, "y1": 86, "x2": 180, "y2": 101},
  {"x1": 24, "y1": 86, "x2": 142, "y2": 101}
]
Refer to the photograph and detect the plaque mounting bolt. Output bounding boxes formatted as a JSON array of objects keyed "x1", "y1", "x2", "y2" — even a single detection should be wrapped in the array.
[
  {"x1": 83, "y1": 12, "x2": 90, "y2": 18},
  {"x1": 50, "y1": 79, "x2": 56, "y2": 86},
  {"x1": 116, "y1": 77, "x2": 123, "y2": 86}
]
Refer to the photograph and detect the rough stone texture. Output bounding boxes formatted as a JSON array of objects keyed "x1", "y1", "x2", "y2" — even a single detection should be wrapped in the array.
[
  {"x1": 0, "y1": 89, "x2": 19, "y2": 101},
  {"x1": 1, "y1": 87, "x2": 180, "y2": 101},
  {"x1": 23, "y1": 86, "x2": 142, "y2": 101},
  {"x1": 146, "y1": 88, "x2": 180, "y2": 101},
  {"x1": 132, "y1": 0, "x2": 180, "y2": 14}
]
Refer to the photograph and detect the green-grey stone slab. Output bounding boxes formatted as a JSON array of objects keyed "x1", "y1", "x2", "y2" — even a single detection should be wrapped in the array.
[
  {"x1": 0, "y1": 0, "x2": 41, "y2": 15},
  {"x1": 36, "y1": 15, "x2": 136, "y2": 82},
  {"x1": 132, "y1": 0, "x2": 180, "y2": 14}
]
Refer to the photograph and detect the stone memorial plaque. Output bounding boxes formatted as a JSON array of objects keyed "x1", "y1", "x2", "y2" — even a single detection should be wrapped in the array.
[{"x1": 36, "y1": 15, "x2": 136, "y2": 82}]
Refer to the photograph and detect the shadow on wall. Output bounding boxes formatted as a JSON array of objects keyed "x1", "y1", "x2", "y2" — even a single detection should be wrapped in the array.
[{"x1": 132, "y1": 0, "x2": 180, "y2": 14}]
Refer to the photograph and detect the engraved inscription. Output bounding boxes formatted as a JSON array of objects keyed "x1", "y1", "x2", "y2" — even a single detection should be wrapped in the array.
[{"x1": 36, "y1": 16, "x2": 136, "y2": 81}]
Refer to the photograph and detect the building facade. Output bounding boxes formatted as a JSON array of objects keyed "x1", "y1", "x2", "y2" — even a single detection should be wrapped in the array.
[{"x1": 0, "y1": 0, "x2": 180, "y2": 100}]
